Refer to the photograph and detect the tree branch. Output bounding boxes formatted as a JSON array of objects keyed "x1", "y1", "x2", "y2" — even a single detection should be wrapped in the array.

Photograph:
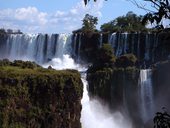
[{"x1": 127, "y1": 0, "x2": 156, "y2": 13}]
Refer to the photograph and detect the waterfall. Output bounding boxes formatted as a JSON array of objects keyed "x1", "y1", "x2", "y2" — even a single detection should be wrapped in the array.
[
  {"x1": 73, "y1": 34, "x2": 78, "y2": 56},
  {"x1": 0, "y1": 33, "x2": 73, "y2": 64},
  {"x1": 105, "y1": 33, "x2": 160, "y2": 64},
  {"x1": 137, "y1": 33, "x2": 141, "y2": 59},
  {"x1": 77, "y1": 33, "x2": 82, "y2": 63},
  {"x1": 144, "y1": 34, "x2": 151, "y2": 61},
  {"x1": 80, "y1": 73, "x2": 132, "y2": 128},
  {"x1": 0, "y1": 32, "x2": 160, "y2": 127},
  {"x1": 109, "y1": 33, "x2": 129, "y2": 56},
  {"x1": 99, "y1": 33, "x2": 103, "y2": 48},
  {"x1": 109, "y1": 33, "x2": 116, "y2": 52},
  {"x1": 139, "y1": 69, "x2": 154, "y2": 123}
]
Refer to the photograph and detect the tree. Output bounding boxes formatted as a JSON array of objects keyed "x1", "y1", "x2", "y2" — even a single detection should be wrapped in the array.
[
  {"x1": 72, "y1": 14, "x2": 98, "y2": 33},
  {"x1": 84, "y1": 0, "x2": 170, "y2": 28},
  {"x1": 82, "y1": 14, "x2": 98, "y2": 32},
  {"x1": 84, "y1": 0, "x2": 97, "y2": 5},
  {"x1": 154, "y1": 108, "x2": 170, "y2": 128},
  {"x1": 95, "y1": 44, "x2": 116, "y2": 65},
  {"x1": 115, "y1": 54, "x2": 137, "y2": 68},
  {"x1": 127, "y1": 0, "x2": 170, "y2": 28},
  {"x1": 0, "y1": 28, "x2": 6, "y2": 34},
  {"x1": 88, "y1": 43, "x2": 116, "y2": 72},
  {"x1": 100, "y1": 11, "x2": 147, "y2": 32}
]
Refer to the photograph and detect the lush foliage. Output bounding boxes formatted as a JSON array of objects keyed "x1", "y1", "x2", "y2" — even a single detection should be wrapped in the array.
[
  {"x1": 130, "y1": 0, "x2": 170, "y2": 29},
  {"x1": 82, "y1": 14, "x2": 98, "y2": 32},
  {"x1": 0, "y1": 28, "x2": 6, "y2": 34},
  {"x1": 84, "y1": 0, "x2": 170, "y2": 29},
  {"x1": 97, "y1": 44, "x2": 116, "y2": 63},
  {"x1": 115, "y1": 54, "x2": 137, "y2": 68},
  {"x1": 0, "y1": 28, "x2": 22, "y2": 34},
  {"x1": 154, "y1": 109, "x2": 170, "y2": 128},
  {"x1": 100, "y1": 11, "x2": 147, "y2": 32},
  {"x1": 88, "y1": 43, "x2": 138, "y2": 71},
  {"x1": 73, "y1": 14, "x2": 98, "y2": 33},
  {"x1": 0, "y1": 60, "x2": 83, "y2": 128}
]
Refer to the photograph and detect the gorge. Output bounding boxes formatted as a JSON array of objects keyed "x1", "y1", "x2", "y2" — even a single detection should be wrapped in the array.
[{"x1": 0, "y1": 31, "x2": 170, "y2": 128}]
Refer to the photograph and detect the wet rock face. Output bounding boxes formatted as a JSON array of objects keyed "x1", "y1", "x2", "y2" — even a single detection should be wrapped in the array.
[
  {"x1": 152, "y1": 60, "x2": 170, "y2": 111},
  {"x1": 87, "y1": 67, "x2": 149, "y2": 127},
  {"x1": 72, "y1": 33, "x2": 101, "y2": 63},
  {"x1": 0, "y1": 33, "x2": 8, "y2": 58},
  {"x1": 0, "y1": 60, "x2": 83, "y2": 128},
  {"x1": 87, "y1": 67, "x2": 139, "y2": 110}
]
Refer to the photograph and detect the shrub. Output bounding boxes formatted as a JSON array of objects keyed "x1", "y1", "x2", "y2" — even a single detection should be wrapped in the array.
[
  {"x1": 115, "y1": 53, "x2": 137, "y2": 68},
  {"x1": 96, "y1": 43, "x2": 116, "y2": 64}
]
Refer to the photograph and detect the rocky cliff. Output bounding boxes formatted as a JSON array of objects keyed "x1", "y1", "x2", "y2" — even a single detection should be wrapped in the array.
[
  {"x1": 0, "y1": 60, "x2": 83, "y2": 128},
  {"x1": 87, "y1": 67, "x2": 142, "y2": 127},
  {"x1": 152, "y1": 60, "x2": 170, "y2": 111}
]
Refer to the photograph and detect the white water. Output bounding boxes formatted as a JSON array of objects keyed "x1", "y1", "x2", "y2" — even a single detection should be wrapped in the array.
[
  {"x1": 1, "y1": 33, "x2": 133, "y2": 128},
  {"x1": 139, "y1": 69, "x2": 154, "y2": 123},
  {"x1": 99, "y1": 33, "x2": 103, "y2": 48},
  {"x1": 36, "y1": 34, "x2": 132, "y2": 128},
  {"x1": 81, "y1": 74, "x2": 132, "y2": 128},
  {"x1": 109, "y1": 33, "x2": 128, "y2": 56},
  {"x1": 0, "y1": 34, "x2": 72, "y2": 64}
]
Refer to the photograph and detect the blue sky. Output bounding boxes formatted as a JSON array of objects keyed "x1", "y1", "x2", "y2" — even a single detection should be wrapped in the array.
[{"x1": 0, "y1": 0, "x2": 150, "y2": 33}]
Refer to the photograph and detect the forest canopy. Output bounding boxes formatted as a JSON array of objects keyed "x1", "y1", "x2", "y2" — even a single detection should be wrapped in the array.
[{"x1": 100, "y1": 11, "x2": 147, "y2": 32}]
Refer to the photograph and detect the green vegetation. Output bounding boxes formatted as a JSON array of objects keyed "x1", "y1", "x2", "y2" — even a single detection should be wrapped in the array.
[
  {"x1": 115, "y1": 54, "x2": 137, "y2": 68},
  {"x1": 130, "y1": 0, "x2": 170, "y2": 29},
  {"x1": 0, "y1": 28, "x2": 23, "y2": 34},
  {"x1": 85, "y1": 0, "x2": 170, "y2": 29},
  {"x1": 82, "y1": 14, "x2": 98, "y2": 32},
  {"x1": 100, "y1": 11, "x2": 147, "y2": 32},
  {"x1": 88, "y1": 43, "x2": 137, "y2": 72},
  {"x1": 0, "y1": 60, "x2": 83, "y2": 128},
  {"x1": 73, "y1": 14, "x2": 98, "y2": 33},
  {"x1": 0, "y1": 29, "x2": 6, "y2": 35},
  {"x1": 88, "y1": 43, "x2": 116, "y2": 72},
  {"x1": 154, "y1": 108, "x2": 170, "y2": 128},
  {"x1": 96, "y1": 44, "x2": 116, "y2": 64}
]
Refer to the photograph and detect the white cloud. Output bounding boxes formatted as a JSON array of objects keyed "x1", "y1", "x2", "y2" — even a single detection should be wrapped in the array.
[
  {"x1": 15, "y1": 7, "x2": 47, "y2": 25},
  {"x1": 0, "y1": 6, "x2": 48, "y2": 32},
  {"x1": 0, "y1": 0, "x2": 104, "y2": 33}
]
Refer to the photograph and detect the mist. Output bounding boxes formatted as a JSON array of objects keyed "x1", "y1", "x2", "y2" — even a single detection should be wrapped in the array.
[
  {"x1": 81, "y1": 77, "x2": 132, "y2": 128},
  {"x1": 43, "y1": 55, "x2": 132, "y2": 128}
]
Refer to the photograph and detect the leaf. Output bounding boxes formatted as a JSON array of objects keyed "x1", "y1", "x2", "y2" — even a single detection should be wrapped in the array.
[
  {"x1": 166, "y1": 0, "x2": 169, "y2": 5},
  {"x1": 84, "y1": 0, "x2": 87, "y2": 5}
]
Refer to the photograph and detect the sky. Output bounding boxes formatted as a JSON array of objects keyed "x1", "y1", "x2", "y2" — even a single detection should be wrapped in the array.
[{"x1": 0, "y1": 0, "x2": 151, "y2": 33}]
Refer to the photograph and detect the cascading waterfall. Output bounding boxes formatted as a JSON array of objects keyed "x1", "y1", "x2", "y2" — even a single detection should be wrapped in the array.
[
  {"x1": 137, "y1": 33, "x2": 140, "y2": 59},
  {"x1": 77, "y1": 33, "x2": 82, "y2": 63},
  {"x1": 80, "y1": 73, "x2": 132, "y2": 128},
  {"x1": 107, "y1": 33, "x2": 159, "y2": 63},
  {"x1": 0, "y1": 32, "x2": 161, "y2": 128},
  {"x1": 73, "y1": 34, "x2": 78, "y2": 56},
  {"x1": 144, "y1": 34, "x2": 151, "y2": 61},
  {"x1": 99, "y1": 33, "x2": 103, "y2": 48},
  {"x1": 109, "y1": 33, "x2": 116, "y2": 51},
  {"x1": 0, "y1": 33, "x2": 72, "y2": 64},
  {"x1": 0, "y1": 33, "x2": 133, "y2": 128},
  {"x1": 139, "y1": 69, "x2": 154, "y2": 123},
  {"x1": 70, "y1": 32, "x2": 160, "y2": 66}
]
